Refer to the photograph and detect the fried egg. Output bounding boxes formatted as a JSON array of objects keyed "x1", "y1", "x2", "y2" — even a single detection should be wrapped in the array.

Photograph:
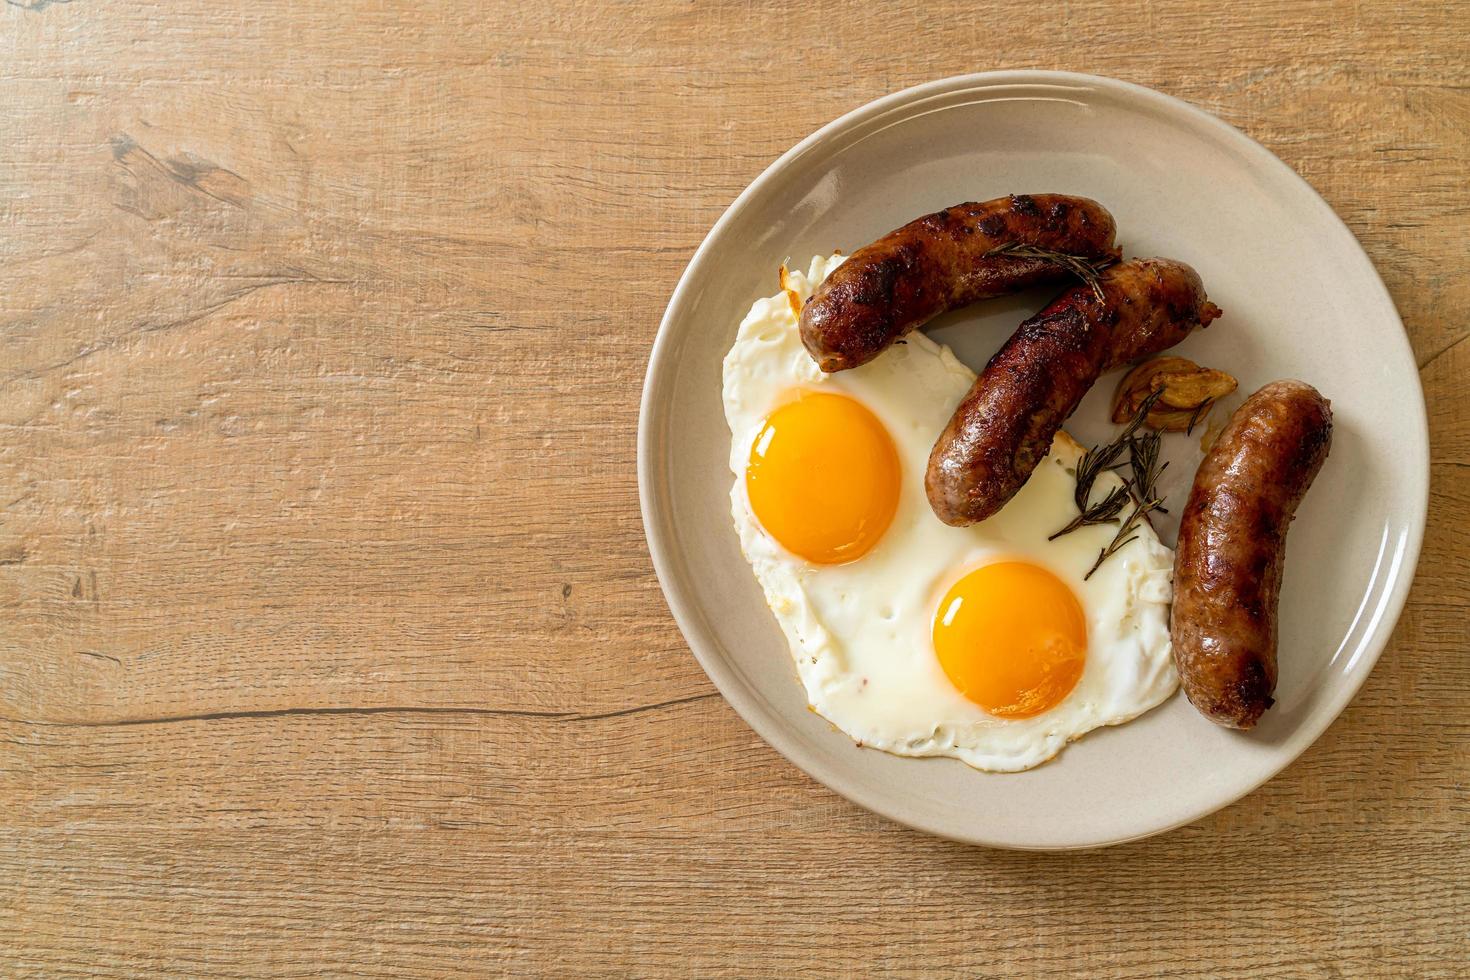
[{"x1": 723, "y1": 254, "x2": 1177, "y2": 772}]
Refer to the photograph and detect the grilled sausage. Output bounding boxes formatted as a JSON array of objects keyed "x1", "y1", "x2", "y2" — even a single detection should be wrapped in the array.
[
  {"x1": 926, "y1": 258, "x2": 1221, "y2": 526},
  {"x1": 799, "y1": 194, "x2": 1119, "y2": 372},
  {"x1": 1171, "y1": 380, "x2": 1333, "y2": 729}
]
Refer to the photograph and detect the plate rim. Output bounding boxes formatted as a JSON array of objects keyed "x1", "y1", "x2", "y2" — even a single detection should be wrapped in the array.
[{"x1": 637, "y1": 69, "x2": 1429, "y2": 850}]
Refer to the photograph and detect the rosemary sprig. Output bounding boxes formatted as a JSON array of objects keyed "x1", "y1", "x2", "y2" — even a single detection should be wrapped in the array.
[
  {"x1": 1050, "y1": 390, "x2": 1172, "y2": 580},
  {"x1": 1048, "y1": 389, "x2": 1163, "y2": 542},
  {"x1": 985, "y1": 241, "x2": 1115, "y2": 302}
]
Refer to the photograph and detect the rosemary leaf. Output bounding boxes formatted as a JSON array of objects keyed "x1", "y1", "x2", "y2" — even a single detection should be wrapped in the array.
[{"x1": 1186, "y1": 398, "x2": 1213, "y2": 436}]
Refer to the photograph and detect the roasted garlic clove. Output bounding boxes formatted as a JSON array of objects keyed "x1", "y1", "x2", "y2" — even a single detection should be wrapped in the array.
[{"x1": 1112, "y1": 356, "x2": 1239, "y2": 432}]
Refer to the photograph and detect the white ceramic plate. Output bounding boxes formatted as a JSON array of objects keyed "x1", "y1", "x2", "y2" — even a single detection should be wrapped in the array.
[{"x1": 639, "y1": 71, "x2": 1427, "y2": 849}]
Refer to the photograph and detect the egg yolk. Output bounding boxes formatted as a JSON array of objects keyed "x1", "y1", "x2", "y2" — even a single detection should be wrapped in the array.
[
  {"x1": 932, "y1": 562, "x2": 1087, "y2": 719},
  {"x1": 746, "y1": 392, "x2": 900, "y2": 565}
]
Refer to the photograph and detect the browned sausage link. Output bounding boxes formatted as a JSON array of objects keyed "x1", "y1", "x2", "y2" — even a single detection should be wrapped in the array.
[
  {"x1": 926, "y1": 258, "x2": 1222, "y2": 526},
  {"x1": 798, "y1": 194, "x2": 1119, "y2": 373},
  {"x1": 1171, "y1": 381, "x2": 1333, "y2": 730}
]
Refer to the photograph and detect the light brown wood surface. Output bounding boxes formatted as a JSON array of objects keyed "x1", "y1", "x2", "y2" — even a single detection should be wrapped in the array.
[{"x1": 2, "y1": 1, "x2": 1466, "y2": 976}]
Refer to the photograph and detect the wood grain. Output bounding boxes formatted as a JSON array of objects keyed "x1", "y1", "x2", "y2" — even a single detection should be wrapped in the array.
[{"x1": 1, "y1": 0, "x2": 1466, "y2": 975}]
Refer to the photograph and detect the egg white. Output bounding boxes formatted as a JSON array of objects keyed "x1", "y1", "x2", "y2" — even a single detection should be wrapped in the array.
[{"x1": 723, "y1": 255, "x2": 1178, "y2": 772}]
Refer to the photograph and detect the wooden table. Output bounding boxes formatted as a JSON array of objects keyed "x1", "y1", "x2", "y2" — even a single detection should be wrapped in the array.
[{"x1": 3, "y1": 2, "x2": 1465, "y2": 975}]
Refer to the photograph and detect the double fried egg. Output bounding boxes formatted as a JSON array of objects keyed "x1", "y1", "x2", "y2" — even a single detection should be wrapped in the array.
[{"x1": 723, "y1": 254, "x2": 1177, "y2": 772}]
